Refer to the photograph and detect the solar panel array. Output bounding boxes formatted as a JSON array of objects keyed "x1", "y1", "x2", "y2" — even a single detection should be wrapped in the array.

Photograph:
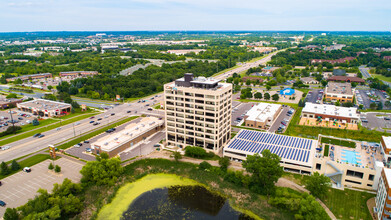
[{"x1": 226, "y1": 130, "x2": 315, "y2": 163}]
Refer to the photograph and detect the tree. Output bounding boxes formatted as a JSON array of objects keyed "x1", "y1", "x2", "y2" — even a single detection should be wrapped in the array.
[
  {"x1": 32, "y1": 118, "x2": 39, "y2": 126},
  {"x1": 48, "y1": 163, "x2": 54, "y2": 170},
  {"x1": 272, "y1": 94, "x2": 279, "y2": 101},
  {"x1": 71, "y1": 101, "x2": 80, "y2": 109},
  {"x1": 321, "y1": 80, "x2": 328, "y2": 87},
  {"x1": 377, "y1": 102, "x2": 383, "y2": 110},
  {"x1": 305, "y1": 172, "x2": 331, "y2": 198},
  {"x1": 55, "y1": 165, "x2": 61, "y2": 173},
  {"x1": 265, "y1": 85, "x2": 271, "y2": 91},
  {"x1": 242, "y1": 150, "x2": 283, "y2": 196},
  {"x1": 10, "y1": 160, "x2": 20, "y2": 171},
  {"x1": 335, "y1": 100, "x2": 340, "y2": 106},
  {"x1": 172, "y1": 151, "x2": 182, "y2": 162},
  {"x1": 254, "y1": 92, "x2": 263, "y2": 99},
  {"x1": 80, "y1": 156, "x2": 123, "y2": 186},
  {"x1": 47, "y1": 85, "x2": 53, "y2": 90},
  {"x1": 246, "y1": 79, "x2": 251, "y2": 86},
  {"x1": 6, "y1": 93, "x2": 17, "y2": 99},
  {"x1": 1, "y1": 161, "x2": 10, "y2": 175},
  {"x1": 370, "y1": 102, "x2": 377, "y2": 110},
  {"x1": 351, "y1": 82, "x2": 358, "y2": 88},
  {"x1": 184, "y1": 146, "x2": 208, "y2": 158},
  {"x1": 219, "y1": 157, "x2": 230, "y2": 172},
  {"x1": 199, "y1": 161, "x2": 212, "y2": 170},
  {"x1": 264, "y1": 93, "x2": 271, "y2": 100},
  {"x1": 298, "y1": 99, "x2": 306, "y2": 107},
  {"x1": 4, "y1": 208, "x2": 19, "y2": 220},
  {"x1": 385, "y1": 101, "x2": 391, "y2": 107}
]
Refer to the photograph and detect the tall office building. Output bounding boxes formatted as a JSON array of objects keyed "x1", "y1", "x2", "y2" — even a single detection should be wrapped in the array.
[{"x1": 164, "y1": 73, "x2": 232, "y2": 153}]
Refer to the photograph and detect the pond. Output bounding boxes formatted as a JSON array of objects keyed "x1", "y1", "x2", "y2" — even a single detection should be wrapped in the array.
[
  {"x1": 97, "y1": 174, "x2": 259, "y2": 220},
  {"x1": 122, "y1": 185, "x2": 253, "y2": 220}
]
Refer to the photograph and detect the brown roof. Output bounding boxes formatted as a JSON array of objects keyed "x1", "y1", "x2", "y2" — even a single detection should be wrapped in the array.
[{"x1": 327, "y1": 75, "x2": 365, "y2": 83}]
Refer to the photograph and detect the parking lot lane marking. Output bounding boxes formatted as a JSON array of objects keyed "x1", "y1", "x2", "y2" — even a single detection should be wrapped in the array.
[
  {"x1": 31, "y1": 177, "x2": 49, "y2": 185},
  {"x1": 23, "y1": 183, "x2": 37, "y2": 191},
  {"x1": 36, "y1": 175, "x2": 54, "y2": 184},
  {"x1": 28, "y1": 180, "x2": 42, "y2": 188},
  {"x1": 1, "y1": 194, "x2": 13, "y2": 201},
  {"x1": 7, "y1": 190, "x2": 21, "y2": 199}
]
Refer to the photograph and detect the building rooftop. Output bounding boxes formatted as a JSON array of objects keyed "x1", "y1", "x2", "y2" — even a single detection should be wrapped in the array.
[
  {"x1": 93, "y1": 117, "x2": 163, "y2": 152},
  {"x1": 245, "y1": 103, "x2": 281, "y2": 123},
  {"x1": 18, "y1": 99, "x2": 71, "y2": 111},
  {"x1": 300, "y1": 77, "x2": 318, "y2": 83},
  {"x1": 326, "y1": 82, "x2": 353, "y2": 96},
  {"x1": 382, "y1": 136, "x2": 391, "y2": 150},
  {"x1": 225, "y1": 130, "x2": 317, "y2": 167},
  {"x1": 172, "y1": 73, "x2": 230, "y2": 90},
  {"x1": 302, "y1": 103, "x2": 359, "y2": 119}
]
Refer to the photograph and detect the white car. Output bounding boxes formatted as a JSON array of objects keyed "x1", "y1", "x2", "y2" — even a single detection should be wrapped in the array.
[
  {"x1": 23, "y1": 167, "x2": 31, "y2": 172},
  {"x1": 1, "y1": 146, "x2": 11, "y2": 150},
  {"x1": 75, "y1": 122, "x2": 81, "y2": 125},
  {"x1": 74, "y1": 144, "x2": 81, "y2": 148}
]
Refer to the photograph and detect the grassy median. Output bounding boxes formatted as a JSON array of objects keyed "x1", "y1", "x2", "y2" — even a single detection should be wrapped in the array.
[
  {"x1": 0, "y1": 110, "x2": 99, "y2": 146},
  {"x1": 0, "y1": 154, "x2": 52, "y2": 179}
]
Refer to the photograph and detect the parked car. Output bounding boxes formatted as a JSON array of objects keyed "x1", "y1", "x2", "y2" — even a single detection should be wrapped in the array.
[
  {"x1": 84, "y1": 140, "x2": 90, "y2": 144},
  {"x1": 153, "y1": 144, "x2": 160, "y2": 147},
  {"x1": 0, "y1": 200, "x2": 6, "y2": 207},
  {"x1": 1, "y1": 146, "x2": 10, "y2": 150},
  {"x1": 90, "y1": 116, "x2": 95, "y2": 119},
  {"x1": 148, "y1": 107, "x2": 153, "y2": 111},
  {"x1": 93, "y1": 122, "x2": 100, "y2": 126},
  {"x1": 90, "y1": 121, "x2": 95, "y2": 123},
  {"x1": 111, "y1": 113, "x2": 115, "y2": 116},
  {"x1": 33, "y1": 133, "x2": 41, "y2": 137},
  {"x1": 75, "y1": 122, "x2": 81, "y2": 125},
  {"x1": 127, "y1": 110, "x2": 132, "y2": 113},
  {"x1": 38, "y1": 134, "x2": 45, "y2": 138},
  {"x1": 86, "y1": 148, "x2": 92, "y2": 153},
  {"x1": 74, "y1": 144, "x2": 81, "y2": 148},
  {"x1": 18, "y1": 117, "x2": 23, "y2": 120},
  {"x1": 23, "y1": 167, "x2": 31, "y2": 173},
  {"x1": 97, "y1": 118, "x2": 102, "y2": 121}
]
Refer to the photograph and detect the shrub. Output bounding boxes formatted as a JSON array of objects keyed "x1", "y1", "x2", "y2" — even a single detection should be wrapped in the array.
[
  {"x1": 54, "y1": 165, "x2": 61, "y2": 173},
  {"x1": 184, "y1": 146, "x2": 208, "y2": 158},
  {"x1": 199, "y1": 161, "x2": 212, "y2": 170},
  {"x1": 10, "y1": 160, "x2": 20, "y2": 171},
  {"x1": 48, "y1": 163, "x2": 54, "y2": 170}
]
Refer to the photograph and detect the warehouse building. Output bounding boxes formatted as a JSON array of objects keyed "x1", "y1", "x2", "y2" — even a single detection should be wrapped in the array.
[
  {"x1": 17, "y1": 99, "x2": 72, "y2": 117},
  {"x1": 91, "y1": 117, "x2": 164, "y2": 157},
  {"x1": 244, "y1": 103, "x2": 282, "y2": 129}
]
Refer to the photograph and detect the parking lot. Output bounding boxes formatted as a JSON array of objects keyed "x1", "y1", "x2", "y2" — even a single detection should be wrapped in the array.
[
  {"x1": 0, "y1": 158, "x2": 84, "y2": 217},
  {"x1": 361, "y1": 112, "x2": 391, "y2": 133},
  {"x1": 305, "y1": 89, "x2": 323, "y2": 104},
  {"x1": 231, "y1": 101, "x2": 253, "y2": 125},
  {"x1": 0, "y1": 109, "x2": 34, "y2": 131},
  {"x1": 269, "y1": 106, "x2": 294, "y2": 132},
  {"x1": 66, "y1": 117, "x2": 143, "y2": 161},
  {"x1": 357, "y1": 89, "x2": 390, "y2": 110}
]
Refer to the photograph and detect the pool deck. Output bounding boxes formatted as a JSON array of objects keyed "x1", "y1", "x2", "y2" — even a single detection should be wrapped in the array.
[{"x1": 328, "y1": 142, "x2": 382, "y2": 169}]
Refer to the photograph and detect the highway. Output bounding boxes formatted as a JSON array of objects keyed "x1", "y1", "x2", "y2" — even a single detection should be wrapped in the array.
[
  {"x1": 0, "y1": 50, "x2": 280, "y2": 163},
  {"x1": 359, "y1": 66, "x2": 371, "y2": 79},
  {"x1": 0, "y1": 95, "x2": 164, "y2": 162}
]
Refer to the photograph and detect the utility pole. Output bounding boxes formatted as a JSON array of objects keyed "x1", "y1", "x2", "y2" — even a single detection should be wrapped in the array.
[{"x1": 73, "y1": 123, "x2": 76, "y2": 137}]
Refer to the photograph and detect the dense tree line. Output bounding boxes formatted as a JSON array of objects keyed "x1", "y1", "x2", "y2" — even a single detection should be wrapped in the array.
[{"x1": 67, "y1": 60, "x2": 227, "y2": 100}]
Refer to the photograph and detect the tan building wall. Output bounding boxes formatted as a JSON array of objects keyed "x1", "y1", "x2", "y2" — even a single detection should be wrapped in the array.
[
  {"x1": 164, "y1": 82, "x2": 232, "y2": 153},
  {"x1": 325, "y1": 94, "x2": 354, "y2": 103}
]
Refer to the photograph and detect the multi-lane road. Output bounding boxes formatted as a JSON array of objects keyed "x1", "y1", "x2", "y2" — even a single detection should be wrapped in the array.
[
  {"x1": 0, "y1": 50, "x2": 280, "y2": 163},
  {"x1": 0, "y1": 95, "x2": 164, "y2": 162}
]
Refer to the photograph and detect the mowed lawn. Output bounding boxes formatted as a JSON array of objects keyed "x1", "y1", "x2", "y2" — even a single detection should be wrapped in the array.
[
  {"x1": 372, "y1": 74, "x2": 391, "y2": 83},
  {"x1": 322, "y1": 188, "x2": 374, "y2": 220}
]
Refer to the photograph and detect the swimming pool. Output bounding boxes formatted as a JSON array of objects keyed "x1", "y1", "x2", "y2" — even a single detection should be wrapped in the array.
[{"x1": 341, "y1": 149, "x2": 362, "y2": 165}]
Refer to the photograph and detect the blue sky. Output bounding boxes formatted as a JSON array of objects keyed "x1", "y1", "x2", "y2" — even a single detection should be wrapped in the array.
[{"x1": 0, "y1": 0, "x2": 390, "y2": 32}]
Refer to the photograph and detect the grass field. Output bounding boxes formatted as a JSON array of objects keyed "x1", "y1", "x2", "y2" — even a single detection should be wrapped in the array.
[
  {"x1": 238, "y1": 99, "x2": 299, "y2": 108},
  {"x1": 0, "y1": 154, "x2": 52, "y2": 179},
  {"x1": 0, "y1": 110, "x2": 99, "y2": 146},
  {"x1": 372, "y1": 74, "x2": 391, "y2": 83},
  {"x1": 56, "y1": 116, "x2": 139, "y2": 150},
  {"x1": 322, "y1": 188, "x2": 374, "y2": 220},
  {"x1": 321, "y1": 137, "x2": 356, "y2": 148}
]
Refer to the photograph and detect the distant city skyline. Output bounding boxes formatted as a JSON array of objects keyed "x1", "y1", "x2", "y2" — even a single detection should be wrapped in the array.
[{"x1": 0, "y1": 0, "x2": 390, "y2": 32}]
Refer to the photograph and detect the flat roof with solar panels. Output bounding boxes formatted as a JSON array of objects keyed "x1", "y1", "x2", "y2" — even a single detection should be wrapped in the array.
[{"x1": 223, "y1": 129, "x2": 317, "y2": 173}]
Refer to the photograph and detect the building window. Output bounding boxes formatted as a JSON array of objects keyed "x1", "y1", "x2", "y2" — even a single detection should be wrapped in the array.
[
  {"x1": 316, "y1": 163, "x2": 321, "y2": 170},
  {"x1": 369, "y1": 174, "x2": 374, "y2": 181},
  {"x1": 345, "y1": 179, "x2": 362, "y2": 185},
  {"x1": 346, "y1": 170, "x2": 364, "y2": 179},
  {"x1": 367, "y1": 184, "x2": 372, "y2": 187}
]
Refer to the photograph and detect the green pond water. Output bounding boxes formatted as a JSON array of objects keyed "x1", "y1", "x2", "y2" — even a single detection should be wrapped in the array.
[{"x1": 97, "y1": 174, "x2": 259, "y2": 220}]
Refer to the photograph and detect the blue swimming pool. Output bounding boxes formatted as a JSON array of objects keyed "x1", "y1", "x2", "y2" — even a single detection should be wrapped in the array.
[{"x1": 341, "y1": 149, "x2": 361, "y2": 165}]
